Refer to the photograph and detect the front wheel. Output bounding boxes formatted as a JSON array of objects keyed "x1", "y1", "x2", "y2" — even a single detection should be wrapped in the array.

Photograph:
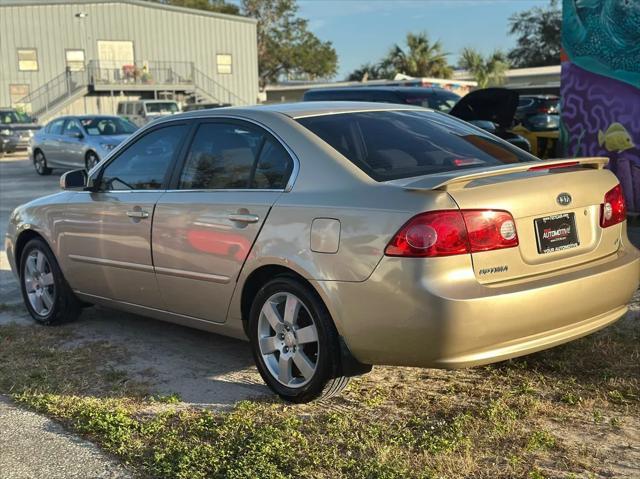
[
  {"x1": 33, "y1": 151, "x2": 52, "y2": 175},
  {"x1": 20, "y1": 238, "x2": 81, "y2": 325},
  {"x1": 249, "y1": 276, "x2": 349, "y2": 403},
  {"x1": 85, "y1": 151, "x2": 100, "y2": 171}
]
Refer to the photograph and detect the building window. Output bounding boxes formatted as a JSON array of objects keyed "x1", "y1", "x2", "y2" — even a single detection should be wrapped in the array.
[
  {"x1": 17, "y1": 49, "x2": 38, "y2": 71},
  {"x1": 9, "y1": 84, "x2": 30, "y2": 106},
  {"x1": 66, "y1": 49, "x2": 85, "y2": 71},
  {"x1": 216, "y1": 54, "x2": 232, "y2": 74}
]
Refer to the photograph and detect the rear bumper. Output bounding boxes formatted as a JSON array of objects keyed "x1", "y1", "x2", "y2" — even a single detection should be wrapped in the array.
[{"x1": 316, "y1": 242, "x2": 640, "y2": 369}]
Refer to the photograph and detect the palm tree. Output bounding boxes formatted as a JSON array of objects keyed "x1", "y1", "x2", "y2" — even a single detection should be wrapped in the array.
[
  {"x1": 383, "y1": 32, "x2": 453, "y2": 79},
  {"x1": 459, "y1": 48, "x2": 510, "y2": 88}
]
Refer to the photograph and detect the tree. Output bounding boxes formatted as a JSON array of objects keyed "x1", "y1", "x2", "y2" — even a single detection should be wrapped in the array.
[
  {"x1": 459, "y1": 48, "x2": 510, "y2": 88},
  {"x1": 242, "y1": 0, "x2": 338, "y2": 87},
  {"x1": 153, "y1": 0, "x2": 240, "y2": 15},
  {"x1": 507, "y1": 0, "x2": 561, "y2": 68},
  {"x1": 346, "y1": 63, "x2": 392, "y2": 82},
  {"x1": 383, "y1": 32, "x2": 453, "y2": 79}
]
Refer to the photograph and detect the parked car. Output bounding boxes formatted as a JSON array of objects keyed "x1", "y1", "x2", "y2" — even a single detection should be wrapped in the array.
[
  {"x1": 0, "y1": 109, "x2": 41, "y2": 152},
  {"x1": 303, "y1": 86, "x2": 531, "y2": 152},
  {"x1": 183, "y1": 102, "x2": 232, "y2": 112},
  {"x1": 6, "y1": 103, "x2": 638, "y2": 403},
  {"x1": 303, "y1": 86, "x2": 461, "y2": 112},
  {"x1": 117, "y1": 100, "x2": 181, "y2": 127},
  {"x1": 515, "y1": 95, "x2": 559, "y2": 125},
  {"x1": 30, "y1": 115, "x2": 137, "y2": 175},
  {"x1": 448, "y1": 88, "x2": 532, "y2": 152}
]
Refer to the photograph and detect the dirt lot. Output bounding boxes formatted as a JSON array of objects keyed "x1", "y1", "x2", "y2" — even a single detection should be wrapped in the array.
[{"x1": 1, "y1": 155, "x2": 639, "y2": 478}]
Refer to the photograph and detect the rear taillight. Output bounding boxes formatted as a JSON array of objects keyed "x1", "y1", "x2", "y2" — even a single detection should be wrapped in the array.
[
  {"x1": 600, "y1": 184, "x2": 626, "y2": 228},
  {"x1": 385, "y1": 210, "x2": 518, "y2": 257},
  {"x1": 462, "y1": 210, "x2": 519, "y2": 252}
]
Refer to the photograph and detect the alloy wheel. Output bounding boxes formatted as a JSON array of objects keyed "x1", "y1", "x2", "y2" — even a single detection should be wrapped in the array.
[
  {"x1": 23, "y1": 249, "x2": 56, "y2": 317},
  {"x1": 86, "y1": 152, "x2": 99, "y2": 170},
  {"x1": 257, "y1": 292, "x2": 320, "y2": 388},
  {"x1": 34, "y1": 152, "x2": 45, "y2": 174}
]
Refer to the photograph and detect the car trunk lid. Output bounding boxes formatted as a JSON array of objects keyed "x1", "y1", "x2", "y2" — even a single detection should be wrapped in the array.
[{"x1": 392, "y1": 158, "x2": 624, "y2": 283}]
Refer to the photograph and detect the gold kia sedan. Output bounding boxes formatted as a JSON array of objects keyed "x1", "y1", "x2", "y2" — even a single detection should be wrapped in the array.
[{"x1": 5, "y1": 103, "x2": 639, "y2": 403}]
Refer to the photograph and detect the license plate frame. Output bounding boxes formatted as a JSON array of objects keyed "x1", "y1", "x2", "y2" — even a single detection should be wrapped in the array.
[{"x1": 534, "y1": 212, "x2": 579, "y2": 254}]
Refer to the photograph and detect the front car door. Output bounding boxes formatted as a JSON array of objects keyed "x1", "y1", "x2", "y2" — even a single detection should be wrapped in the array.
[
  {"x1": 152, "y1": 119, "x2": 295, "y2": 322},
  {"x1": 59, "y1": 121, "x2": 191, "y2": 307},
  {"x1": 59, "y1": 118, "x2": 86, "y2": 167}
]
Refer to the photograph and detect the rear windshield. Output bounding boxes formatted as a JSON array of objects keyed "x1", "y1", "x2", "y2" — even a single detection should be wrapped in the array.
[
  {"x1": 145, "y1": 102, "x2": 179, "y2": 114},
  {"x1": 297, "y1": 110, "x2": 537, "y2": 181},
  {"x1": 80, "y1": 117, "x2": 137, "y2": 136}
]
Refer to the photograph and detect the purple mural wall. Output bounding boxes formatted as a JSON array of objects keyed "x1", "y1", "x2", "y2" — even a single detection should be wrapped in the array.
[{"x1": 561, "y1": 0, "x2": 640, "y2": 214}]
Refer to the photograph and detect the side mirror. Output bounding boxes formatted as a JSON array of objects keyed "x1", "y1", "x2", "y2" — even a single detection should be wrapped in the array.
[
  {"x1": 68, "y1": 131, "x2": 83, "y2": 139},
  {"x1": 60, "y1": 169, "x2": 87, "y2": 190}
]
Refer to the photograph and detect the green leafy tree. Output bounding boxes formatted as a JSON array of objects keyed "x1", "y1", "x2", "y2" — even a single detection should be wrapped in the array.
[
  {"x1": 507, "y1": 0, "x2": 561, "y2": 68},
  {"x1": 153, "y1": 0, "x2": 240, "y2": 15},
  {"x1": 346, "y1": 62, "x2": 393, "y2": 82},
  {"x1": 459, "y1": 48, "x2": 510, "y2": 88},
  {"x1": 383, "y1": 32, "x2": 453, "y2": 79},
  {"x1": 242, "y1": 0, "x2": 338, "y2": 87}
]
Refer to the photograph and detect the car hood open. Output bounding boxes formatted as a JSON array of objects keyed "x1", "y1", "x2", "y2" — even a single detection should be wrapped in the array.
[{"x1": 449, "y1": 88, "x2": 519, "y2": 129}]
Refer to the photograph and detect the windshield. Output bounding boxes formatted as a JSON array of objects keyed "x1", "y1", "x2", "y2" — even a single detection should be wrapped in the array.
[
  {"x1": 144, "y1": 102, "x2": 179, "y2": 114},
  {"x1": 0, "y1": 111, "x2": 33, "y2": 124},
  {"x1": 298, "y1": 110, "x2": 538, "y2": 181},
  {"x1": 80, "y1": 117, "x2": 138, "y2": 136},
  {"x1": 401, "y1": 91, "x2": 460, "y2": 113}
]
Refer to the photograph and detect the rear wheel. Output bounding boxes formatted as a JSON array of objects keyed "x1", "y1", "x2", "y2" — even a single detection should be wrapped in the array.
[
  {"x1": 19, "y1": 238, "x2": 81, "y2": 325},
  {"x1": 85, "y1": 151, "x2": 100, "y2": 171},
  {"x1": 249, "y1": 276, "x2": 349, "y2": 403},
  {"x1": 33, "y1": 150, "x2": 52, "y2": 175}
]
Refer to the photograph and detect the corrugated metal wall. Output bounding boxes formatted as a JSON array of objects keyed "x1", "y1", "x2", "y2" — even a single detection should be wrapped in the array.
[{"x1": 0, "y1": 1, "x2": 259, "y2": 108}]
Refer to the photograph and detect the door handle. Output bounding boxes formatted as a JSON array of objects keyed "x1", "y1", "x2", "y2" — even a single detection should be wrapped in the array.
[
  {"x1": 126, "y1": 210, "x2": 149, "y2": 219},
  {"x1": 228, "y1": 213, "x2": 260, "y2": 224}
]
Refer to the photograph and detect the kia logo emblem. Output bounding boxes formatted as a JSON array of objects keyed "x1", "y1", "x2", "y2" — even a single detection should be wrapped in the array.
[{"x1": 557, "y1": 193, "x2": 572, "y2": 206}]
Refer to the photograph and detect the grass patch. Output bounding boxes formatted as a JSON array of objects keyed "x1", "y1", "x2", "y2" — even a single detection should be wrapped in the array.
[{"x1": 1, "y1": 303, "x2": 639, "y2": 479}]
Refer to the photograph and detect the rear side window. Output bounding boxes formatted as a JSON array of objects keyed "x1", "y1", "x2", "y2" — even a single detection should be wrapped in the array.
[
  {"x1": 47, "y1": 119, "x2": 65, "y2": 135},
  {"x1": 99, "y1": 124, "x2": 187, "y2": 190},
  {"x1": 298, "y1": 110, "x2": 536, "y2": 181},
  {"x1": 179, "y1": 122, "x2": 293, "y2": 190}
]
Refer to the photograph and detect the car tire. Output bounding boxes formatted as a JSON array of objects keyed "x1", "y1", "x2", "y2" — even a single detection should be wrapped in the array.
[
  {"x1": 85, "y1": 151, "x2": 100, "y2": 171},
  {"x1": 248, "y1": 276, "x2": 349, "y2": 403},
  {"x1": 19, "y1": 238, "x2": 81, "y2": 325},
  {"x1": 33, "y1": 150, "x2": 52, "y2": 176}
]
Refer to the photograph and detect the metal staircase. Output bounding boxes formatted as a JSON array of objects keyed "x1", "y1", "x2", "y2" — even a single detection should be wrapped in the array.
[
  {"x1": 16, "y1": 60, "x2": 251, "y2": 121},
  {"x1": 17, "y1": 70, "x2": 88, "y2": 121}
]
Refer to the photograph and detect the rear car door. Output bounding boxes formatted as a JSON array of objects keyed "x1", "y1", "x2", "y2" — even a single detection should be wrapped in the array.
[
  {"x1": 152, "y1": 119, "x2": 295, "y2": 322},
  {"x1": 59, "y1": 121, "x2": 190, "y2": 307},
  {"x1": 42, "y1": 118, "x2": 65, "y2": 164}
]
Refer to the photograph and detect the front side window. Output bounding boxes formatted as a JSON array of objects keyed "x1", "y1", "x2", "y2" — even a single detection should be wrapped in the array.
[
  {"x1": 298, "y1": 110, "x2": 537, "y2": 181},
  {"x1": 99, "y1": 124, "x2": 188, "y2": 191},
  {"x1": 63, "y1": 119, "x2": 83, "y2": 136},
  {"x1": 18, "y1": 49, "x2": 38, "y2": 71},
  {"x1": 179, "y1": 122, "x2": 292, "y2": 190},
  {"x1": 216, "y1": 54, "x2": 232, "y2": 74}
]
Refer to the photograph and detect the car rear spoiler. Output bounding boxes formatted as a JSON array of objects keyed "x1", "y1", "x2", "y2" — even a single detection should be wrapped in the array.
[{"x1": 389, "y1": 157, "x2": 609, "y2": 192}]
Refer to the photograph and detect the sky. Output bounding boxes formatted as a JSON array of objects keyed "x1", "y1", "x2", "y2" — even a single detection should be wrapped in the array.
[{"x1": 250, "y1": 0, "x2": 551, "y2": 80}]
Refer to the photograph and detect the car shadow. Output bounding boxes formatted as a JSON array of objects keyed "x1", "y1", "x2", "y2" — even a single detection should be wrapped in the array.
[{"x1": 2, "y1": 304, "x2": 271, "y2": 408}]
